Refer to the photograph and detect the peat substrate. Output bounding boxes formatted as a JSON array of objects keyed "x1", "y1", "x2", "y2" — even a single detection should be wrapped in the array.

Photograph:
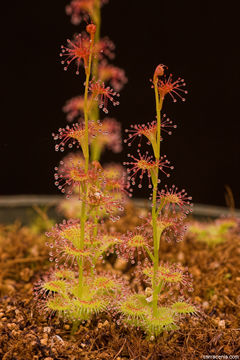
[{"x1": 0, "y1": 204, "x2": 240, "y2": 360}]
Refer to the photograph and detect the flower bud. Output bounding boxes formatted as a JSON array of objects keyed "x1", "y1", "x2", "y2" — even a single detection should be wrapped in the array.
[
  {"x1": 154, "y1": 64, "x2": 166, "y2": 77},
  {"x1": 86, "y1": 23, "x2": 97, "y2": 35}
]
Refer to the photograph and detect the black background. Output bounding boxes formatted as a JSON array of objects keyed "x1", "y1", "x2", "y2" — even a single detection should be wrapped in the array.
[{"x1": 1, "y1": 1, "x2": 240, "y2": 207}]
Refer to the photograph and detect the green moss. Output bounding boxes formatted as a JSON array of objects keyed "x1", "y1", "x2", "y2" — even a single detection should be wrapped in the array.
[{"x1": 189, "y1": 219, "x2": 237, "y2": 246}]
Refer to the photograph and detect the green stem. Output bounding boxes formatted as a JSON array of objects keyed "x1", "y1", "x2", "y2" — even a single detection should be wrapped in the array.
[
  {"x1": 152, "y1": 190, "x2": 158, "y2": 317},
  {"x1": 91, "y1": 142, "x2": 103, "y2": 162},
  {"x1": 71, "y1": 320, "x2": 80, "y2": 336},
  {"x1": 156, "y1": 198, "x2": 167, "y2": 217},
  {"x1": 78, "y1": 32, "x2": 95, "y2": 298},
  {"x1": 83, "y1": 68, "x2": 93, "y2": 172},
  {"x1": 157, "y1": 280, "x2": 164, "y2": 294},
  {"x1": 91, "y1": 0, "x2": 102, "y2": 161},
  {"x1": 151, "y1": 79, "x2": 163, "y2": 317},
  {"x1": 93, "y1": 208, "x2": 99, "y2": 238},
  {"x1": 143, "y1": 245, "x2": 155, "y2": 263},
  {"x1": 92, "y1": 0, "x2": 101, "y2": 80}
]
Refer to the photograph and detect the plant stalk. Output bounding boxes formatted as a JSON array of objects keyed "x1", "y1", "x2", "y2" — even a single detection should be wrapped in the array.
[
  {"x1": 151, "y1": 79, "x2": 163, "y2": 317},
  {"x1": 78, "y1": 32, "x2": 95, "y2": 298},
  {"x1": 91, "y1": 0, "x2": 102, "y2": 161}
]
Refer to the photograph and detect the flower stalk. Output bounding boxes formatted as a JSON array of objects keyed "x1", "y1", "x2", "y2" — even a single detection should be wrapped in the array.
[
  {"x1": 92, "y1": 0, "x2": 101, "y2": 80},
  {"x1": 79, "y1": 24, "x2": 96, "y2": 297},
  {"x1": 151, "y1": 72, "x2": 164, "y2": 317},
  {"x1": 91, "y1": 0, "x2": 102, "y2": 160}
]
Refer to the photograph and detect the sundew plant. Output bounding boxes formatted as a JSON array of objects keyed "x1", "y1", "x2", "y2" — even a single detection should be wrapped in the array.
[
  {"x1": 34, "y1": 0, "x2": 197, "y2": 339},
  {"x1": 35, "y1": 0, "x2": 128, "y2": 329},
  {"x1": 119, "y1": 65, "x2": 197, "y2": 338}
]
